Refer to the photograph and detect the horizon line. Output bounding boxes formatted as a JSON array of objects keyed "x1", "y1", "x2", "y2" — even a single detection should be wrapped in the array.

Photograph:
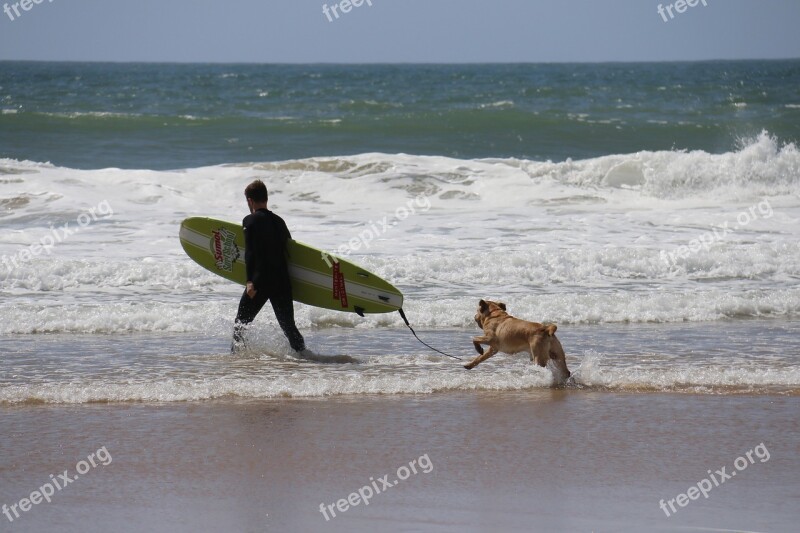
[{"x1": 1, "y1": 57, "x2": 800, "y2": 66}]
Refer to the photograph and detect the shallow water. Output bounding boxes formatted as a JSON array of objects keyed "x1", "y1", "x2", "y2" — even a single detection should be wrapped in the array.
[{"x1": 2, "y1": 319, "x2": 798, "y2": 404}]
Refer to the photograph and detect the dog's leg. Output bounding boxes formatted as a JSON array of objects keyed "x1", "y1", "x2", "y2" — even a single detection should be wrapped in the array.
[
  {"x1": 464, "y1": 346, "x2": 498, "y2": 370},
  {"x1": 472, "y1": 335, "x2": 492, "y2": 355},
  {"x1": 549, "y1": 335, "x2": 570, "y2": 378},
  {"x1": 529, "y1": 334, "x2": 551, "y2": 367}
]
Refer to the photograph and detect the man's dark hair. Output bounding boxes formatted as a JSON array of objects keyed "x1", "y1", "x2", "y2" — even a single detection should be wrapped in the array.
[{"x1": 244, "y1": 179, "x2": 268, "y2": 203}]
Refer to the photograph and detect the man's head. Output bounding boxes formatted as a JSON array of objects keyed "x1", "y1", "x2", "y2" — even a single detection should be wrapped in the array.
[{"x1": 245, "y1": 179, "x2": 268, "y2": 213}]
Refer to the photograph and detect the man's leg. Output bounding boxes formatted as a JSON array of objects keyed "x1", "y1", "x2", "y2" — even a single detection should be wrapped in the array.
[
  {"x1": 232, "y1": 288, "x2": 269, "y2": 352},
  {"x1": 270, "y1": 292, "x2": 306, "y2": 352}
]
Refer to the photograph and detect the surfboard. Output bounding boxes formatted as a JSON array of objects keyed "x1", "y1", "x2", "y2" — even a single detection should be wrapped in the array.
[{"x1": 179, "y1": 217, "x2": 403, "y2": 315}]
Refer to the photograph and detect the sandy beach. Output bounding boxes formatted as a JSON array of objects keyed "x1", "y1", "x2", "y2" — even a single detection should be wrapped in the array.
[{"x1": 2, "y1": 389, "x2": 797, "y2": 532}]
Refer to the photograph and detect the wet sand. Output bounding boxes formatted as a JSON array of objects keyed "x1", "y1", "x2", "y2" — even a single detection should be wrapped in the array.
[{"x1": 1, "y1": 390, "x2": 797, "y2": 532}]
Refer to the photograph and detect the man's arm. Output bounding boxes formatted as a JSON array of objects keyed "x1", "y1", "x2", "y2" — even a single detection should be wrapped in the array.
[{"x1": 243, "y1": 216, "x2": 258, "y2": 297}]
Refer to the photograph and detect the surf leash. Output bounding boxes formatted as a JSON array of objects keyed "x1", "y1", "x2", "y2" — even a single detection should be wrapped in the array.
[{"x1": 398, "y1": 308, "x2": 462, "y2": 361}]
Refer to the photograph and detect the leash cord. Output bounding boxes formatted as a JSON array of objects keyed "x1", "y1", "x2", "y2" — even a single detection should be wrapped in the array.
[{"x1": 398, "y1": 308, "x2": 462, "y2": 361}]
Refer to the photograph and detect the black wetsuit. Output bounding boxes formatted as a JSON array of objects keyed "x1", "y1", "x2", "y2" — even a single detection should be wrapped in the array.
[{"x1": 232, "y1": 208, "x2": 306, "y2": 352}]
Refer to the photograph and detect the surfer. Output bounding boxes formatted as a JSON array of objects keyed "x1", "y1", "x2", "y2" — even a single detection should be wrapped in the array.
[{"x1": 231, "y1": 179, "x2": 307, "y2": 354}]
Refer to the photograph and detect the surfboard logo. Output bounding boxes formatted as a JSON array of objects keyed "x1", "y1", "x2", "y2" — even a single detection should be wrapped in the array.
[
  {"x1": 332, "y1": 261, "x2": 348, "y2": 308},
  {"x1": 210, "y1": 228, "x2": 239, "y2": 272}
]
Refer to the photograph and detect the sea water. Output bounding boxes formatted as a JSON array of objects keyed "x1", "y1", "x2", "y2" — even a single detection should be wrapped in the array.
[{"x1": 1, "y1": 61, "x2": 799, "y2": 403}]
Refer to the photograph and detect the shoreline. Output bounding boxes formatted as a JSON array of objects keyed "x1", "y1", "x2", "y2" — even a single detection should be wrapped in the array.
[{"x1": 2, "y1": 390, "x2": 797, "y2": 532}]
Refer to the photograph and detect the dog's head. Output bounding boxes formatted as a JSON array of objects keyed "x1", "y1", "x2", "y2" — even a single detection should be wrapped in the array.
[{"x1": 475, "y1": 299, "x2": 507, "y2": 329}]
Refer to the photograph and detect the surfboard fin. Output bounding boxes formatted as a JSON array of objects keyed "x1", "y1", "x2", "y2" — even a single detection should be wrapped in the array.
[{"x1": 354, "y1": 306, "x2": 365, "y2": 317}]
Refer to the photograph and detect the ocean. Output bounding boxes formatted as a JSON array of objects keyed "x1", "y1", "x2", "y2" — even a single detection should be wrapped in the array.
[
  {"x1": 2, "y1": 61, "x2": 800, "y2": 169},
  {"x1": 2, "y1": 60, "x2": 799, "y2": 402}
]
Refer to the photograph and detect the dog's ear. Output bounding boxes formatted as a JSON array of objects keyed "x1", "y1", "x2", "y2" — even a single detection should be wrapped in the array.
[
  {"x1": 498, "y1": 302, "x2": 507, "y2": 311},
  {"x1": 479, "y1": 299, "x2": 489, "y2": 312},
  {"x1": 544, "y1": 324, "x2": 557, "y2": 336}
]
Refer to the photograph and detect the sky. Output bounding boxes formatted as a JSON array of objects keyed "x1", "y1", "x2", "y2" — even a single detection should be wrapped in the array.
[{"x1": 0, "y1": 0, "x2": 799, "y2": 63}]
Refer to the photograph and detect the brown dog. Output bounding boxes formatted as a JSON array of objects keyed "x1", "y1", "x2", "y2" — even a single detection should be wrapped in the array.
[{"x1": 464, "y1": 300, "x2": 570, "y2": 378}]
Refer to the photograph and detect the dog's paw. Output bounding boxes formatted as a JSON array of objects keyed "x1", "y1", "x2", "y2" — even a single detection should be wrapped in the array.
[{"x1": 463, "y1": 362, "x2": 475, "y2": 370}]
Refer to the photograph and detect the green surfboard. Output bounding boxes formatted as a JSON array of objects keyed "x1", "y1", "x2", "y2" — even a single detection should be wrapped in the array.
[{"x1": 179, "y1": 217, "x2": 403, "y2": 315}]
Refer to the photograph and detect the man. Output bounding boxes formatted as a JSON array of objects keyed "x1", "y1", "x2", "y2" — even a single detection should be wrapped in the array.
[{"x1": 232, "y1": 179, "x2": 306, "y2": 354}]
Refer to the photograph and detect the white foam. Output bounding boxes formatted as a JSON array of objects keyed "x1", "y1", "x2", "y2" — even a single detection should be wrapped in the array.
[
  {"x1": 572, "y1": 351, "x2": 800, "y2": 392},
  {"x1": 480, "y1": 100, "x2": 515, "y2": 109},
  {"x1": 1, "y1": 349, "x2": 796, "y2": 404},
  {"x1": 1, "y1": 133, "x2": 799, "y2": 335}
]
